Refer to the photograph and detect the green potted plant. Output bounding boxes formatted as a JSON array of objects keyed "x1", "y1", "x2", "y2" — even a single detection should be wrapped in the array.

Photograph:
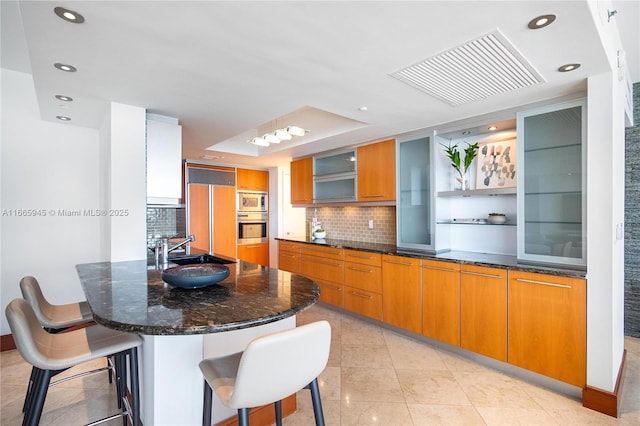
[{"x1": 441, "y1": 142, "x2": 479, "y2": 190}]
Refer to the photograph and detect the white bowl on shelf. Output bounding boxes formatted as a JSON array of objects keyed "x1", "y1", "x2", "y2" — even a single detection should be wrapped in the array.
[
  {"x1": 487, "y1": 215, "x2": 507, "y2": 225},
  {"x1": 314, "y1": 231, "x2": 326, "y2": 239}
]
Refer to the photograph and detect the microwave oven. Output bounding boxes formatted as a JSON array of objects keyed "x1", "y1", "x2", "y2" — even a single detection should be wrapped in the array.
[{"x1": 238, "y1": 191, "x2": 267, "y2": 212}]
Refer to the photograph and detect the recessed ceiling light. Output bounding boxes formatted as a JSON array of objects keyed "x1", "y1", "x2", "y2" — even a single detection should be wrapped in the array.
[
  {"x1": 558, "y1": 63, "x2": 581, "y2": 72},
  {"x1": 488, "y1": 126, "x2": 498, "y2": 131},
  {"x1": 54, "y1": 63, "x2": 77, "y2": 72},
  {"x1": 358, "y1": 106, "x2": 368, "y2": 111},
  {"x1": 54, "y1": 7, "x2": 85, "y2": 23},
  {"x1": 55, "y1": 95, "x2": 73, "y2": 101},
  {"x1": 528, "y1": 14, "x2": 556, "y2": 29},
  {"x1": 56, "y1": 116, "x2": 71, "y2": 121}
]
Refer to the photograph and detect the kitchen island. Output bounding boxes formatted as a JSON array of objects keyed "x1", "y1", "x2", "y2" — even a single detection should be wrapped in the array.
[{"x1": 76, "y1": 258, "x2": 319, "y2": 425}]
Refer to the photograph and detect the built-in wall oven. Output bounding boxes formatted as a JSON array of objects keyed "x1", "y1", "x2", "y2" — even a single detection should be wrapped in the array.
[{"x1": 237, "y1": 211, "x2": 268, "y2": 244}]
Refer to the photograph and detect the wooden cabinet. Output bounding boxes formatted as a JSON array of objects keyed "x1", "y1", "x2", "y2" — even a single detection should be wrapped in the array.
[
  {"x1": 382, "y1": 254, "x2": 421, "y2": 333},
  {"x1": 299, "y1": 245, "x2": 344, "y2": 307},
  {"x1": 421, "y1": 259, "x2": 460, "y2": 347},
  {"x1": 278, "y1": 241, "x2": 301, "y2": 273},
  {"x1": 290, "y1": 158, "x2": 313, "y2": 205},
  {"x1": 237, "y1": 168, "x2": 269, "y2": 192},
  {"x1": 508, "y1": 271, "x2": 586, "y2": 387},
  {"x1": 344, "y1": 250, "x2": 382, "y2": 320},
  {"x1": 237, "y1": 242, "x2": 269, "y2": 266},
  {"x1": 460, "y1": 265, "x2": 507, "y2": 362},
  {"x1": 357, "y1": 139, "x2": 396, "y2": 202}
]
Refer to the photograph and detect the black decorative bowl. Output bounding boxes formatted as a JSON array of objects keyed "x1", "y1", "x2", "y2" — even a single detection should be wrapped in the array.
[{"x1": 161, "y1": 264, "x2": 230, "y2": 289}]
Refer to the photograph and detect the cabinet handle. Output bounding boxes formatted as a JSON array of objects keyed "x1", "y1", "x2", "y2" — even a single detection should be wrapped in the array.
[
  {"x1": 462, "y1": 271, "x2": 503, "y2": 279},
  {"x1": 384, "y1": 259, "x2": 414, "y2": 266},
  {"x1": 422, "y1": 265, "x2": 457, "y2": 272},
  {"x1": 515, "y1": 278, "x2": 572, "y2": 289},
  {"x1": 301, "y1": 257, "x2": 341, "y2": 268},
  {"x1": 361, "y1": 194, "x2": 385, "y2": 198},
  {"x1": 245, "y1": 245, "x2": 262, "y2": 249},
  {"x1": 350, "y1": 291, "x2": 372, "y2": 299},
  {"x1": 280, "y1": 253, "x2": 296, "y2": 259},
  {"x1": 348, "y1": 267, "x2": 373, "y2": 273},
  {"x1": 348, "y1": 253, "x2": 373, "y2": 259},
  {"x1": 323, "y1": 283, "x2": 342, "y2": 291}
]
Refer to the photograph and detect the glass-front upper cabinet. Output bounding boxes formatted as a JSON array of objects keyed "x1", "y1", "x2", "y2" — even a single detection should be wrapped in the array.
[
  {"x1": 396, "y1": 136, "x2": 434, "y2": 252},
  {"x1": 313, "y1": 150, "x2": 357, "y2": 202},
  {"x1": 516, "y1": 99, "x2": 586, "y2": 267}
]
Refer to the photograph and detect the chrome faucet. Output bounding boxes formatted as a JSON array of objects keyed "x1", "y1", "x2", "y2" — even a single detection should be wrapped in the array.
[
  {"x1": 163, "y1": 235, "x2": 196, "y2": 256},
  {"x1": 155, "y1": 235, "x2": 196, "y2": 268}
]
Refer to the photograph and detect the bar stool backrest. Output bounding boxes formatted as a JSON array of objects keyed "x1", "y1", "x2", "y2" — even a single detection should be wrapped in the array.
[
  {"x1": 6, "y1": 298, "x2": 71, "y2": 370},
  {"x1": 230, "y1": 320, "x2": 331, "y2": 409}
]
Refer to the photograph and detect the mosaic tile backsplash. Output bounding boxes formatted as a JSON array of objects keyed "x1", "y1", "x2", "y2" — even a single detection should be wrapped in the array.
[
  {"x1": 146, "y1": 207, "x2": 186, "y2": 248},
  {"x1": 625, "y1": 82, "x2": 640, "y2": 337},
  {"x1": 305, "y1": 206, "x2": 396, "y2": 244}
]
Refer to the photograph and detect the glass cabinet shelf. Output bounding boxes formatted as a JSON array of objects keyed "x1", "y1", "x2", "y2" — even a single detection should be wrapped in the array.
[
  {"x1": 437, "y1": 187, "x2": 516, "y2": 197},
  {"x1": 437, "y1": 220, "x2": 516, "y2": 226}
]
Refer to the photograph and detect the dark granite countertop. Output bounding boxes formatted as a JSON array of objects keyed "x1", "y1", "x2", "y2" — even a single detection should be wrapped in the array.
[
  {"x1": 276, "y1": 236, "x2": 587, "y2": 278},
  {"x1": 76, "y1": 259, "x2": 319, "y2": 335}
]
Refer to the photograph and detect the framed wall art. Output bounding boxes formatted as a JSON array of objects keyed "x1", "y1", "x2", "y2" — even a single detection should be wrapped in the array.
[{"x1": 475, "y1": 139, "x2": 517, "y2": 189}]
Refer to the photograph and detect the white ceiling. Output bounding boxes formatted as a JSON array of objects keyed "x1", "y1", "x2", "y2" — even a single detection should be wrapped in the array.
[{"x1": 2, "y1": 1, "x2": 638, "y2": 168}]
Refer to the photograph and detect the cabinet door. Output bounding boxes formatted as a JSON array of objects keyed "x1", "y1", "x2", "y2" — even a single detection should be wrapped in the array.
[
  {"x1": 460, "y1": 265, "x2": 507, "y2": 361},
  {"x1": 397, "y1": 136, "x2": 433, "y2": 251},
  {"x1": 237, "y1": 168, "x2": 269, "y2": 192},
  {"x1": 382, "y1": 255, "x2": 421, "y2": 333},
  {"x1": 517, "y1": 99, "x2": 586, "y2": 266},
  {"x1": 188, "y1": 184, "x2": 211, "y2": 253},
  {"x1": 422, "y1": 260, "x2": 460, "y2": 346},
  {"x1": 508, "y1": 271, "x2": 586, "y2": 387},
  {"x1": 237, "y1": 242, "x2": 269, "y2": 266},
  {"x1": 357, "y1": 139, "x2": 396, "y2": 201},
  {"x1": 290, "y1": 158, "x2": 313, "y2": 204},
  {"x1": 212, "y1": 185, "x2": 236, "y2": 259}
]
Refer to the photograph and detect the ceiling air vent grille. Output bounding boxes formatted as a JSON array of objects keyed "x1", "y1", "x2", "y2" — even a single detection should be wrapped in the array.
[{"x1": 390, "y1": 30, "x2": 545, "y2": 106}]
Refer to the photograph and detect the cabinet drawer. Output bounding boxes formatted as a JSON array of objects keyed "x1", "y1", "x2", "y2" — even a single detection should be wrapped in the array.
[
  {"x1": 344, "y1": 286, "x2": 382, "y2": 320},
  {"x1": 300, "y1": 255, "x2": 344, "y2": 284},
  {"x1": 315, "y1": 278, "x2": 344, "y2": 307},
  {"x1": 344, "y1": 249, "x2": 381, "y2": 267},
  {"x1": 344, "y1": 262, "x2": 382, "y2": 293},
  {"x1": 278, "y1": 241, "x2": 301, "y2": 253},
  {"x1": 278, "y1": 251, "x2": 299, "y2": 273},
  {"x1": 421, "y1": 259, "x2": 460, "y2": 272},
  {"x1": 299, "y1": 245, "x2": 344, "y2": 261}
]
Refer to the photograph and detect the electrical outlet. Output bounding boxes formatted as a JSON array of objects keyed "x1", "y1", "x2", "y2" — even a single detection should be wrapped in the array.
[{"x1": 368, "y1": 220, "x2": 374, "y2": 229}]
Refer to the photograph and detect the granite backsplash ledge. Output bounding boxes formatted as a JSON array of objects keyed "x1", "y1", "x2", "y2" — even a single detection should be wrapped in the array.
[{"x1": 305, "y1": 205, "x2": 396, "y2": 245}]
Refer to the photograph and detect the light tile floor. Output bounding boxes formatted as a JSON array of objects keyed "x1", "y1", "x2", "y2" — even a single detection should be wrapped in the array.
[{"x1": 2, "y1": 304, "x2": 639, "y2": 425}]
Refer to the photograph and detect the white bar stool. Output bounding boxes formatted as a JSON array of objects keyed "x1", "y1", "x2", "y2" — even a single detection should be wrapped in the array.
[
  {"x1": 19, "y1": 276, "x2": 119, "y2": 412},
  {"x1": 20, "y1": 276, "x2": 93, "y2": 330},
  {"x1": 5, "y1": 298, "x2": 143, "y2": 426},
  {"x1": 199, "y1": 320, "x2": 331, "y2": 426}
]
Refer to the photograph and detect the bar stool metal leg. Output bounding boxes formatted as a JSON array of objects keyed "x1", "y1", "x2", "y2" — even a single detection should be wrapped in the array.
[
  {"x1": 202, "y1": 381, "x2": 213, "y2": 426},
  {"x1": 237, "y1": 407, "x2": 250, "y2": 426},
  {"x1": 307, "y1": 379, "x2": 325, "y2": 426},
  {"x1": 274, "y1": 400, "x2": 282, "y2": 426}
]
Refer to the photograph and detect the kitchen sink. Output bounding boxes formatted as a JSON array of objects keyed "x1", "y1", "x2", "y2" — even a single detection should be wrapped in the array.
[{"x1": 168, "y1": 254, "x2": 236, "y2": 265}]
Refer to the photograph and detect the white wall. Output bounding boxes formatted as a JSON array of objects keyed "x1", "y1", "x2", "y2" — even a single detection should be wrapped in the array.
[
  {"x1": 0, "y1": 69, "x2": 102, "y2": 335},
  {"x1": 586, "y1": 71, "x2": 627, "y2": 392},
  {"x1": 108, "y1": 103, "x2": 147, "y2": 262}
]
